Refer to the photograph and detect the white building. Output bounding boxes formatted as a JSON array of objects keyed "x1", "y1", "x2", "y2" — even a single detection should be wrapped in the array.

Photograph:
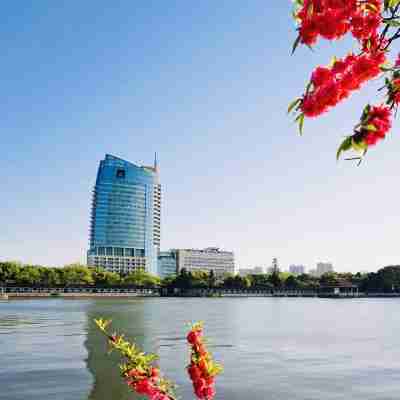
[
  {"x1": 176, "y1": 247, "x2": 235, "y2": 276},
  {"x1": 289, "y1": 265, "x2": 305, "y2": 275},
  {"x1": 316, "y1": 262, "x2": 334, "y2": 276},
  {"x1": 238, "y1": 266, "x2": 264, "y2": 276}
]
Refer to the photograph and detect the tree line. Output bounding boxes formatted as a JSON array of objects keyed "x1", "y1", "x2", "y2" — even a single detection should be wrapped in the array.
[{"x1": 1, "y1": 261, "x2": 400, "y2": 292}]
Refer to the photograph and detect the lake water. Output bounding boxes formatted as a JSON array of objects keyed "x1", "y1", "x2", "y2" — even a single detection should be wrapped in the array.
[{"x1": 0, "y1": 298, "x2": 399, "y2": 400}]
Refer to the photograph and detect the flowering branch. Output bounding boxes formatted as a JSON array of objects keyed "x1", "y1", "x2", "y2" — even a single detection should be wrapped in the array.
[
  {"x1": 94, "y1": 318, "x2": 176, "y2": 400},
  {"x1": 94, "y1": 319, "x2": 223, "y2": 400},
  {"x1": 186, "y1": 322, "x2": 223, "y2": 400},
  {"x1": 289, "y1": 0, "x2": 400, "y2": 161}
]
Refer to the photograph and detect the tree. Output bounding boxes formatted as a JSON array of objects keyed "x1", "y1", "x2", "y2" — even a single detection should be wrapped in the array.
[
  {"x1": 123, "y1": 270, "x2": 161, "y2": 287},
  {"x1": 62, "y1": 264, "x2": 94, "y2": 286},
  {"x1": 92, "y1": 267, "x2": 121, "y2": 286},
  {"x1": 249, "y1": 274, "x2": 274, "y2": 290},
  {"x1": 360, "y1": 265, "x2": 400, "y2": 292},
  {"x1": 208, "y1": 270, "x2": 216, "y2": 288},
  {"x1": 222, "y1": 275, "x2": 251, "y2": 290},
  {"x1": 285, "y1": 275, "x2": 299, "y2": 289},
  {"x1": 0, "y1": 261, "x2": 22, "y2": 283},
  {"x1": 268, "y1": 270, "x2": 282, "y2": 289},
  {"x1": 41, "y1": 267, "x2": 63, "y2": 286},
  {"x1": 319, "y1": 272, "x2": 339, "y2": 286},
  {"x1": 289, "y1": 1, "x2": 400, "y2": 163},
  {"x1": 17, "y1": 265, "x2": 43, "y2": 285}
]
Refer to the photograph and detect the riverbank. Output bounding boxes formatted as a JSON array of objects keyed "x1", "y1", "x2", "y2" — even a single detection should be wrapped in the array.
[{"x1": 3, "y1": 288, "x2": 400, "y2": 299}]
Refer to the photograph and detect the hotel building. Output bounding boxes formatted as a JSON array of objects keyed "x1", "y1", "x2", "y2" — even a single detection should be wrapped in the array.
[{"x1": 87, "y1": 154, "x2": 161, "y2": 275}]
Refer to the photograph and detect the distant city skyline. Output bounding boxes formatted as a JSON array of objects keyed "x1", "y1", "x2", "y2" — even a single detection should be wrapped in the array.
[{"x1": 1, "y1": 2, "x2": 399, "y2": 272}]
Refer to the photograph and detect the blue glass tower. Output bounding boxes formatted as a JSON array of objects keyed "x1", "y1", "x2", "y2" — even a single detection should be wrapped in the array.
[{"x1": 87, "y1": 154, "x2": 161, "y2": 275}]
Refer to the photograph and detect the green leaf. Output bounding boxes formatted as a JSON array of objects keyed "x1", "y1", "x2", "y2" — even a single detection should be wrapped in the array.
[
  {"x1": 296, "y1": 113, "x2": 305, "y2": 135},
  {"x1": 287, "y1": 98, "x2": 301, "y2": 114},
  {"x1": 364, "y1": 124, "x2": 377, "y2": 131},
  {"x1": 351, "y1": 138, "x2": 368, "y2": 152},
  {"x1": 360, "y1": 104, "x2": 371, "y2": 122},
  {"x1": 336, "y1": 136, "x2": 352, "y2": 160},
  {"x1": 291, "y1": 34, "x2": 301, "y2": 55},
  {"x1": 386, "y1": 19, "x2": 400, "y2": 27}
]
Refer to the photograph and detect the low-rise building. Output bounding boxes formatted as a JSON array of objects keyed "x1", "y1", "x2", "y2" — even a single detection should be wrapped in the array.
[
  {"x1": 238, "y1": 266, "x2": 264, "y2": 276},
  {"x1": 176, "y1": 247, "x2": 235, "y2": 276}
]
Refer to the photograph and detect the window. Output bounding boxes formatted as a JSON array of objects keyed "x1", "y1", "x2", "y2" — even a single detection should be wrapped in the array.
[
  {"x1": 115, "y1": 247, "x2": 124, "y2": 256},
  {"x1": 116, "y1": 169, "x2": 126, "y2": 178}
]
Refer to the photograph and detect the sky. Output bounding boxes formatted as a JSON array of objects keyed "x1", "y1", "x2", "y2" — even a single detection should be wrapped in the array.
[{"x1": 1, "y1": 1, "x2": 399, "y2": 273}]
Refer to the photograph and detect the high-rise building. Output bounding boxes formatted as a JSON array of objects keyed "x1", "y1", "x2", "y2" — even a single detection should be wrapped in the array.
[
  {"x1": 267, "y1": 257, "x2": 279, "y2": 274},
  {"x1": 316, "y1": 262, "x2": 334, "y2": 276},
  {"x1": 87, "y1": 154, "x2": 161, "y2": 275},
  {"x1": 289, "y1": 264, "x2": 305, "y2": 275},
  {"x1": 175, "y1": 247, "x2": 235, "y2": 276}
]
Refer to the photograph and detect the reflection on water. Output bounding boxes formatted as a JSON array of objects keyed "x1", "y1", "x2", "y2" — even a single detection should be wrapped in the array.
[
  {"x1": 85, "y1": 300, "x2": 148, "y2": 400},
  {"x1": 0, "y1": 299, "x2": 92, "y2": 400},
  {"x1": 1, "y1": 298, "x2": 400, "y2": 400}
]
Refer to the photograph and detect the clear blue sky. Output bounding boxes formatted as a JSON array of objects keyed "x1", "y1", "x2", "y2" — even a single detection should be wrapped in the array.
[{"x1": 1, "y1": 1, "x2": 399, "y2": 272}]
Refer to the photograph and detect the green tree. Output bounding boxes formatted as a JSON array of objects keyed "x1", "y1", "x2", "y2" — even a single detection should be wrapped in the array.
[
  {"x1": 92, "y1": 267, "x2": 121, "y2": 286},
  {"x1": 319, "y1": 272, "x2": 338, "y2": 286},
  {"x1": 38, "y1": 267, "x2": 62, "y2": 286},
  {"x1": 18, "y1": 265, "x2": 43, "y2": 285},
  {"x1": 248, "y1": 274, "x2": 271, "y2": 290},
  {"x1": 62, "y1": 264, "x2": 94, "y2": 286},
  {"x1": 123, "y1": 270, "x2": 161, "y2": 287},
  {"x1": 0, "y1": 261, "x2": 22, "y2": 283},
  {"x1": 222, "y1": 275, "x2": 251, "y2": 289},
  {"x1": 285, "y1": 275, "x2": 299, "y2": 289},
  {"x1": 268, "y1": 270, "x2": 282, "y2": 289}
]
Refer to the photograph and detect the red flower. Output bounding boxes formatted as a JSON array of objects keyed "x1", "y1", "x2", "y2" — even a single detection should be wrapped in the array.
[
  {"x1": 188, "y1": 365, "x2": 202, "y2": 380},
  {"x1": 150, "y1": 367, "x2": 159, "y2": 379},
  {"x1": 187, "y1": 330, "x2": 200, "y2": 345},
  {"x1": 202, "y1": 386, "x2": 216, "y2": 400},
  {"x1": 205, "y1": 376, "x2": 215, "y2": 385},
  {"x1": 194, "y1": 378, "x2": 206, "y2": 391},
  {"x1": 311, "y1": 67, "x2": 333, "y2": 87},
  {"x1": 300, "y1": 18, "x2": 319, "y2": 45},
  {"x1": 365, "y1": 132, "x2": 378, "y2": 145},
  {"x1": 136, "y1": 379, "x2": 156, "y2": 396},
  {"x1": 393, "y1": 92, "x2": 400, "y2": 104},
  {"x1": 395, "y1": 54, "x2": 400, "y2": 68},
  {"x1": 360, "y1": 105, "x2": 392, "y2": 147}
]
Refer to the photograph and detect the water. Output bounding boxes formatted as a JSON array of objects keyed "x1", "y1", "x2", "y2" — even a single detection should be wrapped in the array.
[{"x1": 0, "y1": 298, "x2": 400, "y2": 400}]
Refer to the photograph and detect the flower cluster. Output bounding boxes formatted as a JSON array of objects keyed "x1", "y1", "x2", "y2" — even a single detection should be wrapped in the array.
[
  {"x1": 289, "y1": 0, "x2": 400, "y2": 160},
  {"x1": 300, "y1": 51, "x2": 386, "y2": 118},
  {"x1": 361, "y1": 104, "x2": 392, "y2": 145},
  {"x1": 95, "y1": 319, "x2": 176, "y2": 400},
  {"x1": 124, "y1": 365, "x2": 173, "y2": 400},
  {"x1": 337, "y1": 104, "x2": 392, "y2": 159},
  {"x1": 186, "y1": 322, "x2": 223, "y2": 400},
  {"x1": 295, "y1": 0, "x2": 382, "y2": 47}
]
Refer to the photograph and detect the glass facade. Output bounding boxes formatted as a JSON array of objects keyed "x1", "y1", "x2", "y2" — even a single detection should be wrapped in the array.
[
  {"x1": 158, "y1": 251, "x2": 178, "y2": 278},
  {"x1": 87, "y1": 154, "x2": 161, "y2": 275}
]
